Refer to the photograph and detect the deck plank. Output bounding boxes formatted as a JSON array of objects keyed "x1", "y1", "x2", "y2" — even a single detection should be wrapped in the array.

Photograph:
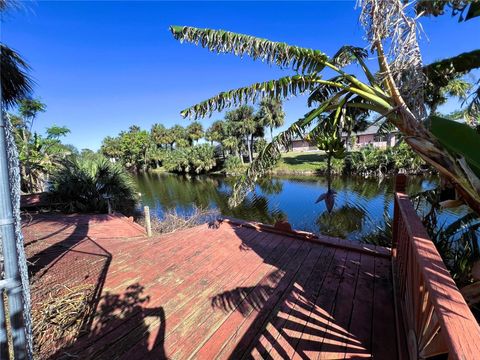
[
  {"x1": 372, "y1": 256, "x2": 397, "y2": 359},
  {"x1": 170, "y1": 237, "x2": 310, "y2": 359},
  {"x1": 200, "y1": 242, "x2": 323, "y2": 360},
  {"x1": 23, "y1": 214, "x2": 400, "y2": 360},
  {"x1": 344, "y1": 253, "x2": 376, "y2": 358},
  {"x1": 318, "y1": 250, "x2": 362, "y2": 359}
]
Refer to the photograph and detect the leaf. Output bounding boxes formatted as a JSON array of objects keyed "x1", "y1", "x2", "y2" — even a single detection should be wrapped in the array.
[
  {"x1": 180, "y1": 74, "x2": 322, "y2": 119},
  {"x1": 330, "y1": 46, "x2": 367, "y2": 68},
  {"x1": 465, "y1": 2, "x2": 480, "y2": 21},
  {"x1": 325, "y1": 190, "x2": 336, "y2": 213},
  {"x1": 430, "y1": 116, "x2": 480, "y2": 178},
  {"x1": 423, "y1": 50, "x2": 480, "y2": 88},
  {"x1": 169, "y1": 26, "x2": 328, "y2": 74},
  {"x1": 315, "y1": 192, "x2": 327, "y2": 204}
]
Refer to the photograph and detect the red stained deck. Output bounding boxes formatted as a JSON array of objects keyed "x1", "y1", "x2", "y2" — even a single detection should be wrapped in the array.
[{"x1": 24, "y1": 213, "x2": 397, "y2": 359}]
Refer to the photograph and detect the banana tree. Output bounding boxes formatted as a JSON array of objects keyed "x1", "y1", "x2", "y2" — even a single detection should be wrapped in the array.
[{"x1": 169, "y1": 0, "x2": 480, "y2": 214}]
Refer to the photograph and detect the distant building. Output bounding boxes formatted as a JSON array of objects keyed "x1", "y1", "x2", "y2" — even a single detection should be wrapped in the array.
[{"x1": 289, "y1": 125, "x2": 397, "y2": 152}]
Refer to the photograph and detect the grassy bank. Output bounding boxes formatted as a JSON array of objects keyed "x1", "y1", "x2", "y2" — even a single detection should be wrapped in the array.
[{"x1": 272, "y1": 151, "x2": 326, "y2": 174}]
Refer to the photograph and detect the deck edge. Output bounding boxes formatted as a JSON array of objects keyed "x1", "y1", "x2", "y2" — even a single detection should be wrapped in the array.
[{"x1": 220, "y1": 217, "x2": 391, "y2": 258}]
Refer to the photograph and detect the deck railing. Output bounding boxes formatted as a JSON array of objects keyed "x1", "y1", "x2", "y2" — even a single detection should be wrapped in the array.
[{"x1": 392, "y1": 175, "x2": 480, "y2": 359}]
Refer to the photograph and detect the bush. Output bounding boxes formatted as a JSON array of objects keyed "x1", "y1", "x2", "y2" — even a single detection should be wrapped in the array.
[
  {"x1": 316, "y1": 157, "x2": 344, "y2": 175},
  {"x1": 50, "y1": 157, "x2": 137, "y2": 213},
  {"x1": 223, "y1": 156, "x2": 246, "y2": 175},
  {"x1": 390, "y1": 142, "x2": 426, "y2": 174},
  {"x1": 163, "y1": 144, "x2": 216, "y2": 174}
]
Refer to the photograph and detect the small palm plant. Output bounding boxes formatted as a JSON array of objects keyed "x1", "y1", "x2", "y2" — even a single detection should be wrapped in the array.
[
  {"x1": 169, "y1": 0, "x2": 480, "y2": 214},
  {"x1": 50, "y1": 157, "x2": 137, "y2": 213}
]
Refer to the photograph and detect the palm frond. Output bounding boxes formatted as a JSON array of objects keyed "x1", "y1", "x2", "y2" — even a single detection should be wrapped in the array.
[
  {"x1": 180, "y1": 74, "x2": 322, "y2": 119},
  {"x1": 424, "y1": 50, "x2": 480, "y2": 88},
  {"x1": 229, "y1": 119, "x2": 306, "y2": 207},
  {"x1": 308, "y1": 75, "x2": 347, "y2": 107},
  {"x1": 170, "y1": 26, "x2": 328, "y2": 74},
  {"x1": 465, "y1": 83, "x2": 480, "y2": 122},
  {"x1": 330, "y1": 45, "x2": 367, "y2": 68},
  {"x1": 1, "y1": 44, "x2": 34, "y2": 108}
]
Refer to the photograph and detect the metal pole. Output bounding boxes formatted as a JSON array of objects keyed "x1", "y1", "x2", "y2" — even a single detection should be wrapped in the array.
[
  {"x1": 0, "y1": 103, "x2": 28, "y2": 358},
  {"x1": 0, "y1": 260, "x2": 9, "y2": 359}
]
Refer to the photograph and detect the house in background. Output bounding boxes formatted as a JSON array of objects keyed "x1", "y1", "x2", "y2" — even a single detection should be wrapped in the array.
[
  {"x1": 345, "y1": 125, "x2": 398, "y2": 149},
  {"x1": 290, "y1": 125, "x2": 398, "y2": 152}
]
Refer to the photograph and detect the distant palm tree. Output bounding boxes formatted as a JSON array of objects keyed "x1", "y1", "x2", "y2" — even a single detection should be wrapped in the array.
[{"x1": 257, "y1": 98, "x2": 285, "y2": 141}]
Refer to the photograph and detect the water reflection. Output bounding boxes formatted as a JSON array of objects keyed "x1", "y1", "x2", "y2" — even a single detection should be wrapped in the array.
[{"x1": 134, "y1": 172, "x2": 434, "y2": 241}]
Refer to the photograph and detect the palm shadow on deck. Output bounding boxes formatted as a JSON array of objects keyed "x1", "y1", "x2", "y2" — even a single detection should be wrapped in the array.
[
  {"x1": 52, "y1": 283, "x2": 168, "y2": 360},
  {"x1": 206, "y1": 223, "x2": 398, "y2": 359}
]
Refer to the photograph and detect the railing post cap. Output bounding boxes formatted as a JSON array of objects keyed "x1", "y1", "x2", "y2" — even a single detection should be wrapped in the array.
[{"x1": 395, "y1": 174, "x2": 407, "y2": 192}]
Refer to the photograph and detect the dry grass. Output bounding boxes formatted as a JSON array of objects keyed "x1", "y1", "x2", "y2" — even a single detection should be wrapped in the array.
[
  {"x1": 32, "y1": 284, "x2": 95, "y2": 358},
  {"x1": 137, "y1": 206, "x2": 220, "y2": 235}
]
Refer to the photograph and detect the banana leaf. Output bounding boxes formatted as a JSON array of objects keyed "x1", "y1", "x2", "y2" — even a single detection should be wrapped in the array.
[{"x1": 430, "y1": 115, "x2": 480, "y2": 178}]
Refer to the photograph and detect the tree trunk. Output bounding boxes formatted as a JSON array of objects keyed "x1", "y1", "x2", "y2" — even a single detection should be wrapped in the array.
[
  {"x1": 246, "y1": 135, "x2": 252, "y2": 163},
  {"x1": 250, "y1": 134, "x2": 255, "y2": 160},
  {"x1": 375, "y1": 40, "x2": 480, "y2": 215}
]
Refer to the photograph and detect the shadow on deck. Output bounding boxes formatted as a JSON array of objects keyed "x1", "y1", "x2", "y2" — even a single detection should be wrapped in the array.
[{"x1": 24, "y1": 213, "x2": 397, "y2": 359}]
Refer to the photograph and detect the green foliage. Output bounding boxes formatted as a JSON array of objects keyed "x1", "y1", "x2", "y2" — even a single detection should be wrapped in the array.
[
  {"x1": 344, "y1": 143, "x2": 425, "y2": 176},
  {"x1": 8, "y1": 100, "x2": 73, "y2": 193},
  {"x1": 0, "y1": 44, "x2": 33, "y2": 108},
  {"x1": 169, "y1": 25, "x2": 328, "y2": 75},
  {"x1": 430, "y1": 116, "x2": 480, "y2": 179},
  {"x1": 223, "y1": 156, "x2": 245, "y2": 176},
  {"x1": 257, "y1": 98, "x2": 285, "y2": 141},
  {"x1": 101, "y1": 126, "x2": 152, "y2": 172},
  {"x1": 254, "y1": 138, "x2": 268, "y2": 154},
  {"x1": 316, "y1": 157, "x2": 344, "y2": 175},
  {"x1": 169, "y1": 21, "x2": 480, "y2": 212},
  {"x1": 50, "y1": 156, "x2": 137, "y2": 214},
  {"x1": 151, "y1": 123, "x2": 172, "y2": 149},
  {"x1": 186, "y1": 121, "x2": 204, "y2": 144},
  {"x1": 205, "y1": 120, "x2": 226, "y2": 144},
  {"x1": 415, "y1": 1, "x2": 480, "y2": 21},
  {"x1": 162, "y1": 144, "x2": 216, "y2": 174}
]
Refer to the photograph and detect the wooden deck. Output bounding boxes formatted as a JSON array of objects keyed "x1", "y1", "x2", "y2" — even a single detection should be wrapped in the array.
[{"x1": 24, "y1": 213, "x2": 398, "y2": 359}]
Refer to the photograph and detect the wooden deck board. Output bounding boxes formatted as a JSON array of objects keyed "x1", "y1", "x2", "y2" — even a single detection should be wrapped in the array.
[{"x1": 24, "y1": 214, "x2": 398, "y2": 360}]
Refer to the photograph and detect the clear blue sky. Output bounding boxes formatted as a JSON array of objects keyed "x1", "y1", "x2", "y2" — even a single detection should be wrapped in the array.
[{"x1": 3, "y1": 1, "x2": 479, "y2": 150}]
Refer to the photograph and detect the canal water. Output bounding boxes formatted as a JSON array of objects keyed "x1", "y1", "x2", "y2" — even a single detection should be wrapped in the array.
[{"x1": 134, "y1": 172, "x2": 456, "y2": 241}]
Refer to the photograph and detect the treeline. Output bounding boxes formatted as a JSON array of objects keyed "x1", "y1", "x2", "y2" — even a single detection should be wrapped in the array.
[{"x1": 100, "y1": 99, "x2": 285, "y2": 173}]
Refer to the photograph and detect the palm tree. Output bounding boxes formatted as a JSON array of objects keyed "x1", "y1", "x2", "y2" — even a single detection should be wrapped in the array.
[
  {"x1": 257, "y1": 98, "x2": 285, "y2": 141},
  {"x1": 225, "y1": 106, "x2": 256, "y2": 163},
  {"x1": 186, "y1": 121, "x2": 204, "y2": 145},
  {"x1": 1, "y1": 44, "x2": 33, "y2": 109},
  {"x1": 169, "y1": 1, "x2": 480, "y2": 214},
  {"x1": 17, "y1": 99, "x2": 46, "y2": 192}
]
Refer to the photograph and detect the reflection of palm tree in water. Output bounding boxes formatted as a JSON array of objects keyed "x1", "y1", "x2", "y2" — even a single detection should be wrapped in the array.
[{"x1": 136, "y1": 172, "x2": 285, "y2": 224}]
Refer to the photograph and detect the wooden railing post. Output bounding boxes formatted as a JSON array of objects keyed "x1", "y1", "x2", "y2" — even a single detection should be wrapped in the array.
[
  {"x1": 144, "y1": 206, "x2": 152, "y2": 237},
  {"x1": 395, "y1": 174, "x2": 407, "y2": 193},
  {"x1": 392, "y1": 174, "x2": 406, "y2": 250},
  {"x1": 392, "y1": 184, "x2": 480, "y2": 359}
]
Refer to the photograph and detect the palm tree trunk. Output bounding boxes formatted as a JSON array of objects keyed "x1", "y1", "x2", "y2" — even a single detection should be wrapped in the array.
[
  {"x1": 250, "y1": 134, "x2": 255, "y2": 160},
  {"x1": 270, "y1": 127, "x2": 274, "y2": 142},
  {"x1": 246, "y1": 135, "x2": 252, "y2": 163}
]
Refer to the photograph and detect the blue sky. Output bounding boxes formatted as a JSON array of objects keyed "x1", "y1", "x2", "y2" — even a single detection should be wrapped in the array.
[{"x1": 3, "y1": 1, "x2": 479, "y2": 150}]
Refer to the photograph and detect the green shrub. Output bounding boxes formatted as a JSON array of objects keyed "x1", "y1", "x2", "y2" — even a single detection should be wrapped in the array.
[
  {"x1": 316, "y1": 157, "x2": 344, "y2": 175},
  {"x1": 223, "y1": 156, "x2": 246, "y2": 175},
  {"x1": 163, "y1": 144, "x2": 216, "y2": 174},
  {"x1": 390, "y1": 142, "x2": 425, "y2": 174},
  {"x1": 50, "y1": 157, "x2": 137, "y2": 213}
]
